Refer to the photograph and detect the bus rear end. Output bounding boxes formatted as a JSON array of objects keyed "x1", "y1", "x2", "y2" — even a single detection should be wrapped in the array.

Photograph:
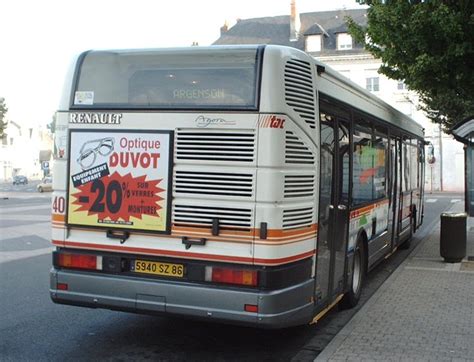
[{"x1": 50, "y1": 46, "x2": 317, "y2": 328}]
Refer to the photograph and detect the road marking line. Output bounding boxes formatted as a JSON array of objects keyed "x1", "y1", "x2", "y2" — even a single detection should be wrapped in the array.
[
  {"x1": 1, "y1": 215, "x2": 51, "y2": 221},
  {"x1": 1, "y1": 222, "x2": 51, "y2": 240},
  {"x1": 0, "y1": 192, "x2": 51, "y2": 200},
  {"x1": 450, "y1": 199, "x2": 462, "y2": 203},
  {"x1": 426, "y1": 199, "x2": 437, "y2": 203},
  {"x1": 0, "y1": 204, "x2": 50, "y2": 212},
  {"x1": 0, "y1": 247, "x2": 54, "y2": 264}
]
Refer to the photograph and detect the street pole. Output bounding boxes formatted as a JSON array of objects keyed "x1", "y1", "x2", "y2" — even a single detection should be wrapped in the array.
[
  {"x1": 430, "y1": 164, "x2": 433, "y2": 194},
  {"x1": 439, "y1": 124, "x2": 443, "y2": 191}
]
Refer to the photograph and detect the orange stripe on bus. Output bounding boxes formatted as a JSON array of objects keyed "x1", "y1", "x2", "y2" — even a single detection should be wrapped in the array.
[
  {"x1": 349, "y1": 199, "x2": 389, "y2": 219},
  {"x1": 172, "y1": 225, "x2": 253, "y2": 237},
  {"x1": 266, "y1": 224, "x2": 317, "y2": 238},
  {"x1": 52, "y1": 214, "x2": 65, "y2": 222},
  {"x1": 53, "y1": 224, "x2": 317, "y2": 244},
  {"x1": 172, "y1": 223, "x2": 318, "y2": 241},
  {"x1": 52, "y1": 240, "x2": 315, "y2": 265},
  {"x1": 254, "y1": 250, "x2": 315, "y2": 265},
  {"x1": 255, "y1": 234, "x2": 317, "y2": 245}
]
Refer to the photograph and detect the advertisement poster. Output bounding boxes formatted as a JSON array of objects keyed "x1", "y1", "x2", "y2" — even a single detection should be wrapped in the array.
[{"x1": 67, "y1": 130, "x2": 172, "y2": 233}]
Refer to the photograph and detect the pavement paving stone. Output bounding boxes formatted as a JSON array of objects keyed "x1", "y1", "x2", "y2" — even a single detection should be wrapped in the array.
[{"x1": 316, "y1": 201, "x2": 474, "y2": 362}]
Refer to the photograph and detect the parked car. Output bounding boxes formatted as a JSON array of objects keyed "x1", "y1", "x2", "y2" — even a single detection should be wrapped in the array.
[
  {"x1": 37, "y1": 176, "x2": 53, "y2": 192},
  {"x1": 12, "y1": 175, "x2": 28, "y2": 185}
]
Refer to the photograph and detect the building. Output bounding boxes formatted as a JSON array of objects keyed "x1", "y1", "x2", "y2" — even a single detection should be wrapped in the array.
[
  {"x1": 213, "y1": 3, "x2": 464, "y2": 192},
  {"x1": 0, "y1": 121, "x2": 52, "y2": 181}
]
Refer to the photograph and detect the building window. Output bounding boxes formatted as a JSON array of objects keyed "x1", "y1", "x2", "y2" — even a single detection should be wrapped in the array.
[
  {"x1": 337, "y1": 33, "x2": 353, "y2": 50},
  {"x1": 366, "y1": 77, "x2": 380, "y2": 92},
  {"x1": 305, "y1": 35, "x2": 322, "y2": 52},
  {"x1": 397, "y1": 81, "x2": 407, "y2": 90}
]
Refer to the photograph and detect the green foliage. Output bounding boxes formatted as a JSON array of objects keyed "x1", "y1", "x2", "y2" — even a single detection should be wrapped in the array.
[
  {"x1": 347, "y1": 0, "x2": 474, "y2": 130},
  {"x1": 0, "y1": 97, "x2": 8, "y2": 138}
]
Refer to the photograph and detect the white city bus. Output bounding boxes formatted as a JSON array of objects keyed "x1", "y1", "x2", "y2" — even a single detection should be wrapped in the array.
[{"x1": 50, "y1": 45, "x2": 424, "y2": 328}]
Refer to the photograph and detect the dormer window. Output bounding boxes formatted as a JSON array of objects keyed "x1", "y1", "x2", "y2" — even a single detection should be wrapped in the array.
[
  {"x1": 337, "y1": 33, "x2": 353, "y2": 50},
  {"x1": 305, "y1": 35, "x2": 322, "y2": 52}
]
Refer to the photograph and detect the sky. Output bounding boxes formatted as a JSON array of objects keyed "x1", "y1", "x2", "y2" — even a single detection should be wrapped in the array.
[{"x1": 0, "y1": 0, "x2": 366, "y2": 128}]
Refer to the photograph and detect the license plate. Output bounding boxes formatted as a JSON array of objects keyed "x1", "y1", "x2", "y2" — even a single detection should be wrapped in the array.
[{"x1": 133, "y1": 260, "x2": 184, "y2": 278}]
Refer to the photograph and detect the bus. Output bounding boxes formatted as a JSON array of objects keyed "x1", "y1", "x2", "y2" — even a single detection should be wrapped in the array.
[{"x1": 50, "y1": 45, "x2": 424, "y2": 328}]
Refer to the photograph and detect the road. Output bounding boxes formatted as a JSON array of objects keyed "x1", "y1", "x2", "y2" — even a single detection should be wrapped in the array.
[{"x1": 0, "y1": 188, "x2": 461, "y2": 361}]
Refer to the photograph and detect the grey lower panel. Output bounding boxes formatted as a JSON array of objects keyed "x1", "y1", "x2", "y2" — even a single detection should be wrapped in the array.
[
  {"x1": 50, "y1": 269, "x2": 314, "y2": 329},
  {"x1": 367, "y1": 232, "x2": 391, "y2": 269}
]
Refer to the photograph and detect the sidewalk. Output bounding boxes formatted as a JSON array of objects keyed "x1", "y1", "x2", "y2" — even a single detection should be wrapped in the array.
[{"x1": 316, "y1": 201, "x2": 474, "y2": 362}]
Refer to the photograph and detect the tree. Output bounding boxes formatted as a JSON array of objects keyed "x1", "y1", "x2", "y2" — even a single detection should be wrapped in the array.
[
  {"x1": 346, "y1": 0, "x2": 474, "y2": 130},
  {"x1": 47, "y1": 113, "x2": 56, "y2": 134},
  {"x1": 0, "y1": 97, "x2": 7, "y2": 137}
]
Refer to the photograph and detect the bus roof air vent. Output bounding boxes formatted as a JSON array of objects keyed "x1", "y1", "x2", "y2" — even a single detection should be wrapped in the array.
[{"x1": 284, "y1": 59, "x2": 316, "y2": 130}]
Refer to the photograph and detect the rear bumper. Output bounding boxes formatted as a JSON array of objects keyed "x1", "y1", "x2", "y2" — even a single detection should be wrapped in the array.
[{"x1": 50, "y1": 268, "x2": 315, "y2": 328}]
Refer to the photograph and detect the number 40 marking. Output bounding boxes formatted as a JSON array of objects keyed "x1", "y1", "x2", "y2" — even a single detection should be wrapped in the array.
[{"x1": 53, "y1": 196, "x2": 66, "y2": 214}]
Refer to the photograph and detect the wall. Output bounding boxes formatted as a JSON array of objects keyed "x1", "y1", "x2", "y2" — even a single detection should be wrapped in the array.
[{"x1": 0, "y1": 123, "x2": 52, "y2": 181}]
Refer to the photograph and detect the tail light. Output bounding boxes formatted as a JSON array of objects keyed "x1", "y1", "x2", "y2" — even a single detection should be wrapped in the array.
[
  {"x1": 58, "y1": 253, "x2": 102, "y2": 271},
  {"x1": 57, "y1": 283, "x2": 68, "y2": 290},
  {"x1": 244, "y1": 304, "x2": 258, "y2": 313},
  {"x1": 205, "y1": 266, "x2": 258, "y2": 287}
]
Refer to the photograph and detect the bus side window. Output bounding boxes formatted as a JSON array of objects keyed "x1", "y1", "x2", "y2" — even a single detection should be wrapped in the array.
[
  {"x1": 402, "y1": 140, "x2": 410, "y2": 192},
  {"x1": 410, "y1": 139, "x2": 419, "y2": 189},
  {"x1": 374, "y1": 127, "x2": 388, "y2": 199},
  {"x1": 352, "y1": 114, "x2": 374, "y2": 205}
]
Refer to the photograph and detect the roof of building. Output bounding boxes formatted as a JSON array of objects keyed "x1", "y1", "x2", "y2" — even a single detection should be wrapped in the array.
[{"x1": 213, "y1": 9, "x2": 368, "y2": 56}]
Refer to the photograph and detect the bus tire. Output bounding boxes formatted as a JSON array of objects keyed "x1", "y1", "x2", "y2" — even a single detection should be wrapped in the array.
[{"x1": 341, "y1": 236, "x2": 365, "y2": 309}]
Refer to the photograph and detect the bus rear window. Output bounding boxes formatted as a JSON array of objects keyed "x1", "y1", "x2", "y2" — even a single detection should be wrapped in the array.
[{"x1": 73, "y1": 48, "x2": 260, "y2": 110}]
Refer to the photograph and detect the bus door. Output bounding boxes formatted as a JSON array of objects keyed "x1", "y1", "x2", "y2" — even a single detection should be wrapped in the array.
[
  {"x1": 390, "y1": 137, "x2": 401, "y2": 248},
  {"x1": 315, "y1": 102, "x2": 350, "y2": 305},
  {"x1": 418, "y1": 141, "x2": 425, "y2": 227},
  {"x1": 399, "y1": 140, "x2": 412, "y2": 239}
]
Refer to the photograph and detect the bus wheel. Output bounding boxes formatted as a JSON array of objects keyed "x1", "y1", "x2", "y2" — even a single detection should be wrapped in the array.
[{"x1": 341, "y1": 237, "x2": 365, "y2": 309}]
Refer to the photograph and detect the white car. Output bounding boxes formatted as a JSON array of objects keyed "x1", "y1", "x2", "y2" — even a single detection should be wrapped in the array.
[{"x1": 37, "y1": 177, "x2": 53, "y2": 192}]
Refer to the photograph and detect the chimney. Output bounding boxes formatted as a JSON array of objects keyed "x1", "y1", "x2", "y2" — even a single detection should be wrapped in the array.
[
  {"x1": 220, "y1": 21, "x2": 229, "y2": 36},
  {"x1": 290, "y1": 0, "x2": 300, "y2": 42}
]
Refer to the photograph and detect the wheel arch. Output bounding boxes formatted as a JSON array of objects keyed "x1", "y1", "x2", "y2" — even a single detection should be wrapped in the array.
[{"x1": 356, "y1": 228, "x2": 369, "y2": 274}]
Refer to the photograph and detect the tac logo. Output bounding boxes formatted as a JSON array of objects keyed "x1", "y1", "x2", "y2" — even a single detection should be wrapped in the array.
[{"x1": 260, "y1": 115, "x2": 285, "y2": 129}]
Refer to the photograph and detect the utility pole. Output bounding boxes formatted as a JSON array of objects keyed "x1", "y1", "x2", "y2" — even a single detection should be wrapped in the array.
[{"x1": 439, "y1": 124, "x2": 443, "y2": 191}]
